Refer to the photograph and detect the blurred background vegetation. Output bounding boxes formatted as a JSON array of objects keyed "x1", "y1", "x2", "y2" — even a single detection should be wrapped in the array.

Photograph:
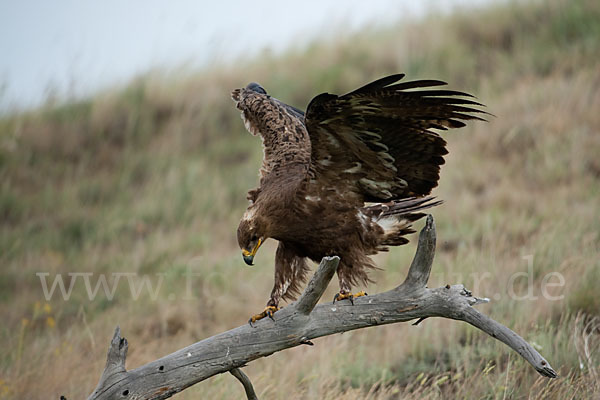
[{"x1": 1, "y1": 0, "x2": 599, "y2": 398}]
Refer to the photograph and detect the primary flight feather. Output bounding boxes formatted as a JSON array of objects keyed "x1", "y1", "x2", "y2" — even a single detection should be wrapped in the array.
[{"x1": 231, "y1": 74, "x2": 486, "y2": 323}]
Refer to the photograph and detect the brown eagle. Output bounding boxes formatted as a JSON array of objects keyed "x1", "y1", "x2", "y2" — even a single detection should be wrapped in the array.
[{"x1": 231, "y1": 74, "x2": 485, "y2": 324}]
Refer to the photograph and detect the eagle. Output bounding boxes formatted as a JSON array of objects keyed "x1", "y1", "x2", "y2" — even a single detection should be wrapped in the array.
[{"x1": 231, "y1": 74, "x2": 485, "y2": 324}]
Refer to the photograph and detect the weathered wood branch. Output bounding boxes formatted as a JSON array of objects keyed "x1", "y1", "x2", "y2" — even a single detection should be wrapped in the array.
[
  {"x1": 230, "y1": 368, "x2": 258, "y2": 400},
  {"x1": 85, "y1": 215, "x2": 556, "y2": 400}
]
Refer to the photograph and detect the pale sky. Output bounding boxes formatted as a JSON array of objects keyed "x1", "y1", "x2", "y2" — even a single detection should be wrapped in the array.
[{"x1": 0, "y1": 0, "x2": 493, "y2": 112}]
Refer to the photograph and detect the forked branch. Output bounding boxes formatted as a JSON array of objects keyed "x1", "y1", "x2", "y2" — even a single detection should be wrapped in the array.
[{"x1": 85, "y1": 215, "x2": 556, "y2": 400}]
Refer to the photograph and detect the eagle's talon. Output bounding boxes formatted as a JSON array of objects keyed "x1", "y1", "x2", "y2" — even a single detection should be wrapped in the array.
[
  {"x1": 248, "y1": 306, "x2": 279, "y2": 326},
  {"x1": 333, "y1": 290, "x2": 367, "y2": 304}
]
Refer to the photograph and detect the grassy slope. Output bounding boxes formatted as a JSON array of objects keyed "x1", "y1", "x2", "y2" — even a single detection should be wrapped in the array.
[{"x1": 1, "y1": 0, "x2": 599, "y2": 398}]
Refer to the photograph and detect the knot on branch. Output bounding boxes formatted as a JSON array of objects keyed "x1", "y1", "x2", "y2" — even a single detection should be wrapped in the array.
[{"x1": 447, "y1": 284, "x2": 491, "y2": 306}]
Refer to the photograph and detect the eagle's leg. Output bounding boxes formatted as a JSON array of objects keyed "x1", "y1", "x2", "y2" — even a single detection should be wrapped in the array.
[
  {"x1": 333, "y1": 264, "x2": 367, "y2": 304},
  {"x1": 248, "y1": 244, "x2": 310, "y2": 326}
]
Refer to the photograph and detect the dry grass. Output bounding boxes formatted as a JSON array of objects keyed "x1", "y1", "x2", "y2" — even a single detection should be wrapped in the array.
[{"x1": 1, "y1": 0, "x2": 599, "y2": 398}]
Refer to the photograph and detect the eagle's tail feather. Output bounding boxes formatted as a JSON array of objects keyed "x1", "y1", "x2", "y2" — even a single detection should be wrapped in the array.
[
  {"x1": 365, "y1": 196, "x2": 442, "y2": 218},
  {"x1": 365, "y1": 196, "x2": 442, "y2": 247}
]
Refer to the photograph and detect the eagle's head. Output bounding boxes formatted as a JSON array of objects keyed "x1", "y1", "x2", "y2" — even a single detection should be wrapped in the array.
[{"x1": 237, "y1": 207, "x2": 268, "y2": 266}]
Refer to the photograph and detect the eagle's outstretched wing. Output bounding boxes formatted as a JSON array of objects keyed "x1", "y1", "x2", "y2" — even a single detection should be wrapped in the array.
[{"x1": 304, "y1": 74, "x2": 487, "y2": 202}]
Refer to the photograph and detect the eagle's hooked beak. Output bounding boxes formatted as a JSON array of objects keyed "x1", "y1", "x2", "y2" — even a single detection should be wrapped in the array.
[{"x1": 242, "y1": 238, "x2": 262, "y2": 266}]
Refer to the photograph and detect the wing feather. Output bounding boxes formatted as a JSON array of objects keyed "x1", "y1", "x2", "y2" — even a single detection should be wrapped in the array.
[{"x1": 304, "y1": 74, "x2": 487, "y2": 202}]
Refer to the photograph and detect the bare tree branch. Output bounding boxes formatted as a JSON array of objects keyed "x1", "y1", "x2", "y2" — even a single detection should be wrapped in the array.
[
  {"x1": 403, "y1": 213, "x2": 436, "y2": 288},
  {"x1": 230, "y1": 368, "x2": 259, "y2": 400},
  {"x1": 85, "y1": 215, "x2": 556, "y2": 400},
  {"x1": 295, "y1": 256, "x2": 339, "y2": 314}
]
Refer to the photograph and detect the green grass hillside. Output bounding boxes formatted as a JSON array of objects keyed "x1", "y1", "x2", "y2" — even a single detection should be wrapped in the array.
[{"x1": 1, "y1": 0, "x2": 599, "y2": 398}]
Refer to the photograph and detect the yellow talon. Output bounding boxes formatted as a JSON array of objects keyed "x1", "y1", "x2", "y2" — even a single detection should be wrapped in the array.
[
  {"x1": 333, "y1": 291, "x2": 368, "y2": 305},
  {"x1": 248, "y1": 305, "x2": 279, "y2": 326}
]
